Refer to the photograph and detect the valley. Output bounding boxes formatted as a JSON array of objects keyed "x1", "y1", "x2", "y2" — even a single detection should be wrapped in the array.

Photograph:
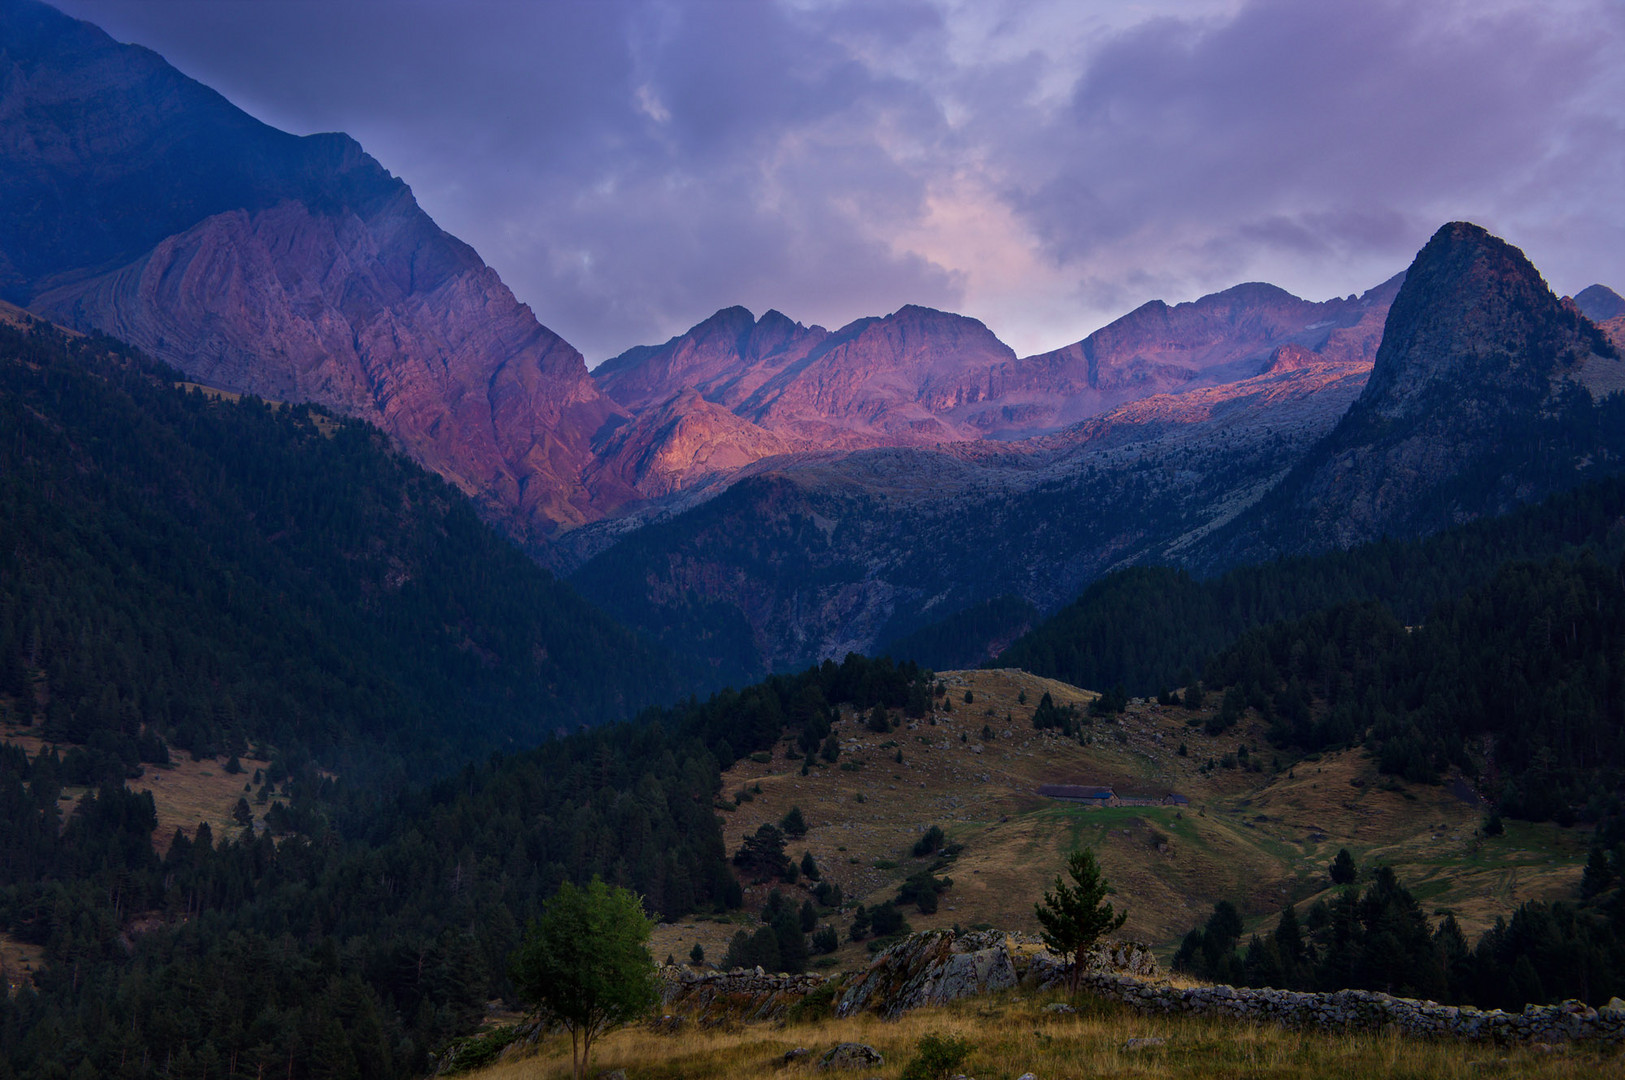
[{"x1": 3, "y1": 2, "x2": 1625, "y2": 1077}]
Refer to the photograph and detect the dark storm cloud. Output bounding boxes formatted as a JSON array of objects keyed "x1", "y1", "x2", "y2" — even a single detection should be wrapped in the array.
[{"x1": 44, "y1": 0, "x2": 1625, "y2": 359}]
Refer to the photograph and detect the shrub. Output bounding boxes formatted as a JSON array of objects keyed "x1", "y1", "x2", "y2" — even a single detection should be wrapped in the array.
[
  {"x1": 897, "y1": 870, "x2": 951, "y2": 914},
  {"x1": 900, "y1": 1032, "x2": 974, "y2": 1080},
  {"x1": 869, "y1": 901, "x2": 910, "y2": 937},
  {"x1": 810, "y1": 924, "x2": 840, "y2": 954},
  {"x1": 912, "y1": 824, "x2": 946, "y2": 856}
]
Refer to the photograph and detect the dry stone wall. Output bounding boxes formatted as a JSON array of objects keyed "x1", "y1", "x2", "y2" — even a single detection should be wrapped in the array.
[
  {"x1": 658, "y1": 927, "x2": 1625, "y2": 1045},
  {"x1": 658, "y1": 928, "x2": 1157, "y2": 1023},
  {"x1": 1077, "y1": 971, "x2": 1625, "y2": 1045},
  {"x1": 660, "y1": 966, "x2": 829, "y2": 1023}
]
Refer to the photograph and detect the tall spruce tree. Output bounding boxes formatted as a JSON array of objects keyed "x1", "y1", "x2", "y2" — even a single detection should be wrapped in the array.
[{"x1": 1035, "y1": 848, "x2": 1127, "y2": 993}]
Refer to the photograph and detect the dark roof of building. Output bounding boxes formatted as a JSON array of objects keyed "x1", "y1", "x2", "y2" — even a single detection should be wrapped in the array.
[
  {"x1": 1037, "y1": 784, "x2": 1115, "y2": 799},
  {"x1": 1165, "y1": 793, "x2": 1190, "y2": 804}
]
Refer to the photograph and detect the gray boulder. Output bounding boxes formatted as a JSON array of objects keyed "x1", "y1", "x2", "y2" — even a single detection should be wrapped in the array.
[{"x1": 818, "y1": 1043, "x2": 884, "y2": 1069}]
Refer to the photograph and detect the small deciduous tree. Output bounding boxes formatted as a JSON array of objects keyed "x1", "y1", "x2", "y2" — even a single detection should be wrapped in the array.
[
  {"x1": 1035, "y1": 848, "x2": 1127, "y2": 993},
  {"x1": 509, "y1": 879, "x2": 658, "y2": 1080}
]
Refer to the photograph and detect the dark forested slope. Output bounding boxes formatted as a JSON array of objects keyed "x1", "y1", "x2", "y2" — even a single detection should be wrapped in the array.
[
  {"x1": 0, "y1": 634, "x2": 927, "y2": 1079},
  {"x1": 997, "y1": 471, "x2": 1625, "y2": 698},
  {"x1": 0, "y1": 316, "x2": 675, "y2": 776}
]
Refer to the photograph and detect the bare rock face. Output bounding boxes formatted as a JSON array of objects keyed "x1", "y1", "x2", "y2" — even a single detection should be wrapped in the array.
[
  {"x1": 587, "y1": 387, "x2": 805, "y2": 499},
  {"x1": 32, "y1": 199, "x2": 625, "y2": 536},
  {"x1": 3, "y1": 0, "x2": 627, "y2": 539},
  {"x1": 836, "y1": 929, "x2": 1019, "y2": 1019},
  {"x1": 593, "y1": 280, "x2": 1399, "y2": 493},
  {"x1": 594, "y1": 305, "x2": 830, "y2": 415}
]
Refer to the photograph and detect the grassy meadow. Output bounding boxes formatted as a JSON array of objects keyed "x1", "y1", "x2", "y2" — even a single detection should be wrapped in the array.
[{"x1": 474, "y1": 986, "x2": 1625, "y2": 1080}]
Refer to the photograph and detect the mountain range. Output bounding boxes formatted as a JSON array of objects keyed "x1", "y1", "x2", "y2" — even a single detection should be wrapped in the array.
[{"x1": 4, "y1": 0, "x2": 1624, "y2": 688}]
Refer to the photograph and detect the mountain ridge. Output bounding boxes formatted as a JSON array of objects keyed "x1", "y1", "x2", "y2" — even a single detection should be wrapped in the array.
[{"x1": 1, "y1": 0, "x2": 634, "y2": 541}]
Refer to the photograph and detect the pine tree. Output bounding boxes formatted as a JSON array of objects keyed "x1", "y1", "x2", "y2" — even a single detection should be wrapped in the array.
[{"x1": 1034, "y1": 848, "x2": 1127, "y2": 993}]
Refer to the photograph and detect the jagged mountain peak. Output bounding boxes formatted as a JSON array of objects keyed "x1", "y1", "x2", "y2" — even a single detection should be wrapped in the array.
[
  {"x1": 1194, "y1": 221, "x2": 1623, "y2": 570},
  {"x1": 1357, "y1": 221, "x2": 1611, "y2": 422}
]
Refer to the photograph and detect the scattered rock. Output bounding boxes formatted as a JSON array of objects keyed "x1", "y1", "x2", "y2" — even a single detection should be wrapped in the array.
[
  {"x1": 1042, "y1": 1003, "x2": 1075, "y2": 1015},
  {"x1": 818, "y1": 1043, "x2": 884, "y2": 1069},
  {"x1": 1121, "y1": 1037, "x2": 1167, "y2": 1052},
  {"x1": 782, "y1": 1047, "x2": 811, "y2": 1065}
]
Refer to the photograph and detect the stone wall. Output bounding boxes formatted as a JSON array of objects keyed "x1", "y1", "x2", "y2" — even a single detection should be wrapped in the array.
[
  {"x1": 658, "y1": 928, "x2": 1157, "y2": 1024},
  {"x1": 1077, "y1": 971, "x2": 1625, "y2": 1045},
  {"x1": 660, "y1": 966, "x2": 832, "y2": 1024},
  {"x1": 659, "y1": 928, "x2": 1625, "y2": 1045}
]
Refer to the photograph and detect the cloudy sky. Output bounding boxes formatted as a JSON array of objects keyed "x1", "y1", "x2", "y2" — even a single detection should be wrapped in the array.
[{"x1": 51, "y1": 0, "x2": 1625, "y2": 363}]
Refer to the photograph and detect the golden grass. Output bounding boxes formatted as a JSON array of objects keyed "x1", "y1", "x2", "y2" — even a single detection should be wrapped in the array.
[
  {"x1": 471, "y1": 987, "x2": 1625, "y2": 1080},
  {"x1": 175, "y1": 382, "x2": 340, "y2": 434},
  {"x1": 652, "y1": 668, "x2": 1591, "y2": 966},
  {"x1": 0, "y1": 933, "x2": 43, "y2": 994}
]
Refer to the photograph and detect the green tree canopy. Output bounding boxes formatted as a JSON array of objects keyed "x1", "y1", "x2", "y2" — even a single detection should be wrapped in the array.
[
  {"x1": 1035, "y1": 848, "x2": 1128, "y2": 992},
  {"x1": 510, "y1": 879, "x2": 658, "y2": 1080}
]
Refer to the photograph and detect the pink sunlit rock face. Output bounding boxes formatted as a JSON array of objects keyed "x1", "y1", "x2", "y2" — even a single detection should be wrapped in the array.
[{"x1": 588, "y1": 278, "x2": 1399, "y2": 498}]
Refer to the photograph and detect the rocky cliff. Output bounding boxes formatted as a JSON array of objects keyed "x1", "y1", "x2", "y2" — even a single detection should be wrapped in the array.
[
  {"x1": 1, "y1": 0, "x2": 629, "y2": 538},
  {"x1": 588, "y1": 280, "x2": 1397, "y2": 500}
]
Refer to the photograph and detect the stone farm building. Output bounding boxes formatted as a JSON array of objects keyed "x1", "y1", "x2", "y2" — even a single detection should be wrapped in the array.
[
  {"x1": 1037, "y1": 784, "x2": 1118, "y2": 806},
  {"x1": 1038, "y1": 785, "x2": 1190, "y2": 808}
]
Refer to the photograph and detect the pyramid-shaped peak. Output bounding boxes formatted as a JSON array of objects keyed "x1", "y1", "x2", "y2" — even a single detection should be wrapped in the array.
[
  {"x1": 1358, "y1": 222, "x2": 1608, "y2": 420},
  {"x1": 1575, "y1": 284, "x2": 1625, "y2": 323}
]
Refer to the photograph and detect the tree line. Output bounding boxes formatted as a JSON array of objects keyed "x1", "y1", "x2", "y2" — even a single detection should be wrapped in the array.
[{"x1": 1175, "y1": 842, "x2": 1625, "y2": 1010}]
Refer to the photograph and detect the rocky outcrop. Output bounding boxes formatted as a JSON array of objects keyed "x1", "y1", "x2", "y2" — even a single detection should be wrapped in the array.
[
  {"x1": 835, "y1": 930, "x2": 1020, "y2": 1019},
  {"x1": 657, "y1": 929, "x2": 1157, "y2": 1026},
  {"x1": 816, "y1": 1043, "x2": 884, "y2": 1069}
]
